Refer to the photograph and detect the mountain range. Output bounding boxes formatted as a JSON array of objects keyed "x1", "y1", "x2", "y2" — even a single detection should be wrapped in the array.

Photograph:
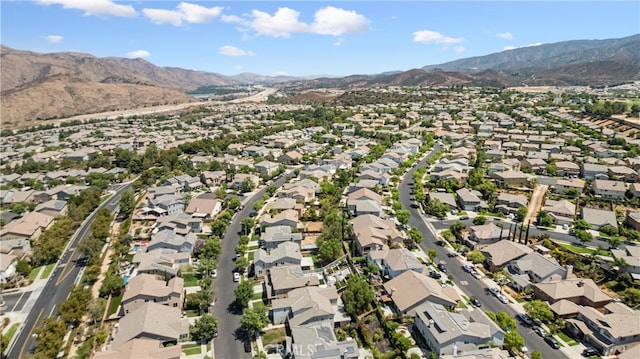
[{"x1": 1, "y1": 34, "x2": 638, "y2": 127}]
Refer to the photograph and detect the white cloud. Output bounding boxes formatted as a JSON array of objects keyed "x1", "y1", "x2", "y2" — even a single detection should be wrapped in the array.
[
  {"x1": 218, "y1": 45, "x2": 255, "y2": 57},
  {"x1": 503, "y1": 46, "x2": 517, "y2": 51},
  {"x1": 143, "y1": 2, "x2": 222, "y2": 26},
  {"x1": 496, "y1": 32, "x2": 514, "y2": 40},
  {"x1": 413, "y1": 30, "x2": 464, "y2": 45},
  {"x1": 453, "y1": 46, "x2": 466, "y2": 53},
  {"x1": 240, "y1": 6, "x2": 369, "y2": 38},
  {"x1": 310, "y1": 6, "x2": 370, "y2": 36},
  {"x1": 233, "y1": 65, "x2": 243, "y2": 71},
  {"x1": 125, "y1": 50, "x2": 150, "y2": 59},
  {"x1": 46, "y1": 35, "x2": 63, "y2": 43},
  {"x1": 37, "y1": 0, "x2": 136, "y2": 17},
  {"x1": 250, "y1": 7, "x2": 308, "y2": 38}
]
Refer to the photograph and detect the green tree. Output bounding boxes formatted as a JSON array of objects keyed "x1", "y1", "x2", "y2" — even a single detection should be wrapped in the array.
[
  {"x1": 473, "y1": 216, "x2": 487, "y2": 225},
  {"x1": 234, "y1": 279, "x2": 254, "y2": 308},
  {"x1": 425, "y1": 198, "x2": 448, "y2": 218},
  {"x1": 524, "y1": 300, "x2": 554, "y2": 323},
  {"x1": 200, "y1": 236, "x2": 222, "y2": 260},
  {"x1": 428, "y1": 249, "x2": 438, "y2": 263},
  {"x1": 574, "y1": 219, "x2": 590, "y2": 231},
  {"x1": 516, "y1": 206, "x2": 528, "y2": 221},
  {"x1": 190, "y1": 314, "x2": 218, "y2": 343},
  {"x1": 599, "y1": 224, "x2": 619, "y2": 236},
  {"x1": 575, "y1": 229, "x2": 594, "y2": 244},
  {"x1": 467, "y1": 250, "x2": 486, "y2": 264},
  {"x1": 119, "y1": 189, "x2": 136, "y2": 216},
  {"x1": 235, "y1": 256, "x2": 249, "y2": 273},
  {"x1": 623, "y1": 287, "x2": 640, "y2": 308},
  {"x1": 342, "y1": 275, "x2": 374, "y2": 317},
  {"x1": 504, "y1": 331, "x2": 525, "y2": 351},
  {"x1": 318, "y1": 238, "x2": 343, "y2": 263},
  {"x1": 450, "y1": 221, "x2": 466, "y2": 240},
  {"x1": 240, "y1": 302, "x2": 269, "y2": 337},
  {"x1": 396, "y1": 209, "x2": 410, "y2": 226},
  {"x1": 537, "y1": 210, "x2": 554, "y2": 227},
  {"x1": 33, "y1": 317, "x2": 66, "y2": 359},
  {"x1": 228, "y1": 197, "x2": 242, "y2": 211},
  {"x1": 57, "y1": 285, "x2": 91, "y2": 326},
  {"x1": 405, "y1": 227, "x2": 423, "y2": 248},
  {"x1": 531, "y1": 350, "x2": 542, "y2": 359},
  {"x1": 99, "y1": 274, "x2": 124, "y2": 297},
  {"x1": 15, "y1": 258, "x2": 31, "y2": 277}
]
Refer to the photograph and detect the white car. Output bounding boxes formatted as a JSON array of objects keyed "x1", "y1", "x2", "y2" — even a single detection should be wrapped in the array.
[
  {"x1": 233, "y1": 272, "x2": 241, "y2": 282},
  {"x1": 211, "y1": 270, "x2": 217, "y2": 278},
  {"x1": 496, "y1": 294, "x2": 508, "y2": 304}
]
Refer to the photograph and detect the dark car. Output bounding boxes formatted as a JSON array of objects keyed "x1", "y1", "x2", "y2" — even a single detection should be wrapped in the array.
[
  {"x1": 582, "y1": 347, "x2": 598, "y2": 357},
  {"x1": 435, "y1": 240, "x2": 445, "y2": 246},
  {"x1": 544, "y1": 336, "x2": 560, "y2": 349},
  {"x1": 471, "y1": 297, "x2": 481, "y2": 307},
  {"x1": 437, "y1": 263, "x2": 447, "y2": 272},
  {"x1": 244, "y1": 341, "x2": 252, "y2": 353},
  {"x1": 428, "y1": 271, "x2": 442, "y2": 279},
  {"x1": 516, "y1": 313, "x2": 533, "y2": 326}
]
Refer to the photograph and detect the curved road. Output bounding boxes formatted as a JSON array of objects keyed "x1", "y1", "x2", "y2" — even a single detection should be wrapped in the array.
[
  {"x1": 213, "y1": 174, "x2": 288, "y2": 359},
  {"x1": 6, "y1": 183, "x2": 132, "y2": 359},
  {"x1": 399, "y1": 148, "x2": 568, "y2": 359}
]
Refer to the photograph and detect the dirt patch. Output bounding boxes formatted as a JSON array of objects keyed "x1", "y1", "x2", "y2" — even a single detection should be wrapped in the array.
[
  {"x1": 305, "y1": 221, "x2": 323, "y2": 233},
  {"x1": 302, "y1": 234, "x2": 320, "y2": 247}
]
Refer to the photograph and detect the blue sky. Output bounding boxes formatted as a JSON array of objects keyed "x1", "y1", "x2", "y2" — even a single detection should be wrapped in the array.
[{"x1": 2, "y1": 1, "x2": 639, "y2": 77}]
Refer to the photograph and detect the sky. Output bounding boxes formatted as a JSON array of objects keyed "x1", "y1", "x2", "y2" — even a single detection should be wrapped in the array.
[{"x1": 1, "y1": 1, "x2": 639, "y2": 77}]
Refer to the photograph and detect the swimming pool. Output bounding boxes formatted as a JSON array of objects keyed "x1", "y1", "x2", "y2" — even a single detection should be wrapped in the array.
[{"x1": 132, "y1": 244, "x2": 140, "y2": 253}]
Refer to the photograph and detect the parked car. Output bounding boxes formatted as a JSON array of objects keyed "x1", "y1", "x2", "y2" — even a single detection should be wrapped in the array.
[
  {"x1": 533, "y1": 326, "x2": 546, "y2": 337},
  {"x1": 437, "y1": 263, "x2": 447, "y2": 272},
  {"x1": 429, "y1": 271, "x2": 442, "y2": 279},
  {"x1": 544, "y1": 336, "x2": 560, "y2": 349},
  {"x1": 516, "y1": 313, "x2": 533, "y2": 326},
  {"x1": 582, "y1": 347, "x2": 598, "y2": 356},
  {"x1": 211, "y1": 269, "x2": 217, "y2": 278},
  {"x1": 496, "y1": 294, "x2": 508, "y2": 304},
  {"x1": 470, "y1": 270, "x2": 481, "y2": 279},
  {"x1": 463, "y1": 264, "x2": 474, "y2": 273},
  {"x1": 244, "y1": 341, "x2": 252, "y2": 353},
  {"x1": 471, "y1": 297, "x2": 481, "y2": 307},
  {"x1": 233, "y1": 272, "x2": 241, "y2": 282},
  {"x1": 488, "y1": 287, "x2": 499, "y2": 296},
  {"x1": 460, "y1": 216, "x2": 469, "y2": 220}
]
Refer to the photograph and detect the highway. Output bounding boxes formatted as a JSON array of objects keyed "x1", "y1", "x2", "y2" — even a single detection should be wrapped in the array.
[
  {"x1": 6, "y1": 183, "x2": 132, "y2": 359},
  {"x1": 399, "y1": 147, "x2": 568, "y2": 359},
  {"x1": 212, "y1": 174, "x2": 288, "y2": 359}
]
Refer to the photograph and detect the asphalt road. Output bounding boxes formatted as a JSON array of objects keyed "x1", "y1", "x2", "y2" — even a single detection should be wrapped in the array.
[
  {"x1": 0, "y1": 291, "x2": 32, "y2": 313},
  {"x1": 399, "y1": 148, "x2": 568, "y2": 359},
  {"x1": 213, "y1": 174, "x2": 288, "y2": 359},
  {"x1": 6, "y1": 183, "x2": 131, "y2": 359}
]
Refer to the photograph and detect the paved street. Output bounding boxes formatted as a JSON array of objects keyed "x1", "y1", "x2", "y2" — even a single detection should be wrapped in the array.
[
  {"x1": 212, "y1": 174, "x2": 288, "y2": 359},
  {"x1": 399, "y1": 150, "x2": 569, "y2": 359},
  {"x1": 0, "y1": 291, "x2": 32, "y2": 313}
]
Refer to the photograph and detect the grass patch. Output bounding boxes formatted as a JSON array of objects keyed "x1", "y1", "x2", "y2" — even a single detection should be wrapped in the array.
[
  {"x1": 248, "y1": 245, "x2": 259, "y2": 250},
  {"x1": 559, "y1": 243, "x2": 611, "y2": 257},
  {"x1": 181, "y1": 273, "x2": 199, "y2": 287},
  {"x1": 108, "y1": 294, "x2": 123, "y2": 316},
  {"x1": 29, "y1": 266, "x2": 42, "y2": 281},
  {"x1": 248, "y1": 251, "x2": 254, "y2": 261},
  {"x1": 99, "y1": 194, "x2": 113, "y2": 204},
  {"x1": 262, "y1": 327, "x2": 286, "y2": 345},
  {"x1": 458, "y1": 301, "x2": 467, "y2": 309},
  {"x1": 182, "y1": 344, "x2": 201, "y2": 355},
  {"x1": 252, "y1": 291, "x2": 263, "y2": 300},
  {"x1": 185, "y1": 310, "x2": 200, "y2": 318},
  {"x1": 515, "y1": 297, "x2": 527, "y2": 303},
  {"x1": 556, "y1": 332, "x2": 578, "y2": 346},
  {"x1": 4, "y1": 323, "x2": 19, "y2": 342},
  {"x1": 40, "y1": 263, "x2": 56, "y2": 279}
]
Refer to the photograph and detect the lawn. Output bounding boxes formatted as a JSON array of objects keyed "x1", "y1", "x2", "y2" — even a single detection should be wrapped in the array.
[
  {"x1": 182, "y1": 343, "x2": 201, "y2": 355},
  {"x1": 40, "y1": 263, "x2": 56, "y2": 279},
  {"x1": 185, "y1": 310, "x2": 200, "y2": 318},
  {"x1": 248, "y1": 245, "x2": 259, "y2": 250},
  {"x1": 108, "y1": 294, "x2": 123, "y2": 316},
  {"x1": 559, "y1": 243, "x2": 612, "y2": 257},
  {"x1": 262, "y1": 327, "x2": 286, "y2": 345},
  {"x1": 181, "y1": 273, "x2": 199, "y2": 287},
  {"x1": 252, "y1": 292, "x2": 263, "y2": 300},
  {"x1": 556, "y1": 332, "x2": 578, "y2": 346},
  {"x1": 248, "y1": 251, "x2": 254, "y2": 261},
  {"x1": 4, "y1": 323, "x2": 19, "y2": 342},
  {"x1": 29, "y1": 266, "x2": 41, "y2": 281}
]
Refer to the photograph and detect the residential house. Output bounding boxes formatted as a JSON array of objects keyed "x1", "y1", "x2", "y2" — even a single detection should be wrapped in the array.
[
  {"x1": 555, "y1": 161, "x2": 581, "y2": 177},
  {"x1": 132, "y1": 249, "x2": 191, "y2": 278},
  {"x1": 94, "y1": 338, "x2": 181, "y2": 359},
  {"x1": 111, "y1": 303, "x2": 189, "y2": 346},
  {"x1": 253, "y1": 241, "x2": 302, "y2": 277},
  {"x1": 520, "y1": 158, "x2": 547, "y2": 174},
  {"x1": 481, "y1": 240, "x2": 533, "y2": 271},
  {"x1": 581, "y1": 208, "x2": 618, "y2": 230},
  {"x1": 346, "y1": 188, "x2": 383, "y2": 217},
  {"x1": 146, "y1": 229, "x2": 197, "y2": 254},
  {"x1": 266, "y1": 266, "x2": 320, "y2": 301},
  {"x1": 493, "y1": 170, "x2": 530, "y2": 188},
  {"x1": 427, "y1": 192, "x2": 457, "y2": 211},
  {"x1": 542, "y1": 199, "x2": 576, "y2": 226},
  {"x1": 466, "y1": 222, "x2": 511, "y2": 249},
  {"x1": 582, "y1": 163, "x2": 609, "y2": 180},
  {"x1": 255, "y1": 160, "x2": 280, "y2": 176},
  {"x1": 260, "y1": 226, "x2": 303, "y2": 250},
  {"x1": 34, "y1": 199, "x2": 68, "y2": 218},
  {"x1": 414, "y1": 302, "x2": 504, "y2": 358},
  {"x1": 147, "y1": 194, "x2": 185, "y2": 216},
  {"x1": 555, "y1": 178, "x2": 585, "y2": 195},
  {"x1": 382, "y1": 270, "x2": 459, "y2": 316},
  {"x1": 260, "y1": 210, "x2": 300, "y2": 231},
  {"x1": 367, "y1": 248, "x2": 425, "y2": 279},
  {"x1": 456, "y1": 188, "x2": 486, "y2": 212},
  {"x1": 0, "y1": 212, "x2": 55, "y2": 241},
  {"x1": 629, "y1": 183, "x2": 640, "y2": 199},
  {"x1": 120, "y1": 274, "x2": 184, "y2": 315},
  {"x1": 608, "y1": 166, "x2": 639, "y2": 182},
  {"x1": 495, "y1": 193, "x2": 528, "y2": 215},
  {"x1": 243, "y1": 145, "x2": 270, "y2": 157},
  {"x1": 508, "y1": 252, "x2": 569, "y2": 291},
  {"x1": 184, "y1": 193, "x2": 222, "y2": 220},
  {"x1": 165, "y1": 175, "x2": 202, "y2": 192},
  {"x1": 270, "y1": 286, "x2": 346, "y2": 326},
  {"x1": 626, "y1": 211, "x2": 640, "y2": 231},
  {"x1": 350, "y1": 214, "x2": 403, "y2": 255},
  {"x1": 611, "y1": 245, "x2": 640, "y2": 280},
  {"x1": 286, "y1": 323, "x2": 358, "y2": 359},
  {"x1": 592, "y1": 179, "x2": 626, "y2": 200},
  {"x1": 200, "y1": 171, "x2": 226, "y2": 187},
  {"x1": 278, "y1": 150, "x2": 303, "y2": 164},
  {"x1": 566, "y1": 302, "x2": 640, "y2": 356},
  {"x1": 283, "y1": 179, "x2": 321, "y2": 195},
  {"x1": 533, "y1": 278, "x2": 611, "y2": 308},
  {"x1": 232, "y1": 173, "x2": 260, "y2": 190},
  {"x1": 154, "y1": 213, "x2": 202, "y2": 235}
]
